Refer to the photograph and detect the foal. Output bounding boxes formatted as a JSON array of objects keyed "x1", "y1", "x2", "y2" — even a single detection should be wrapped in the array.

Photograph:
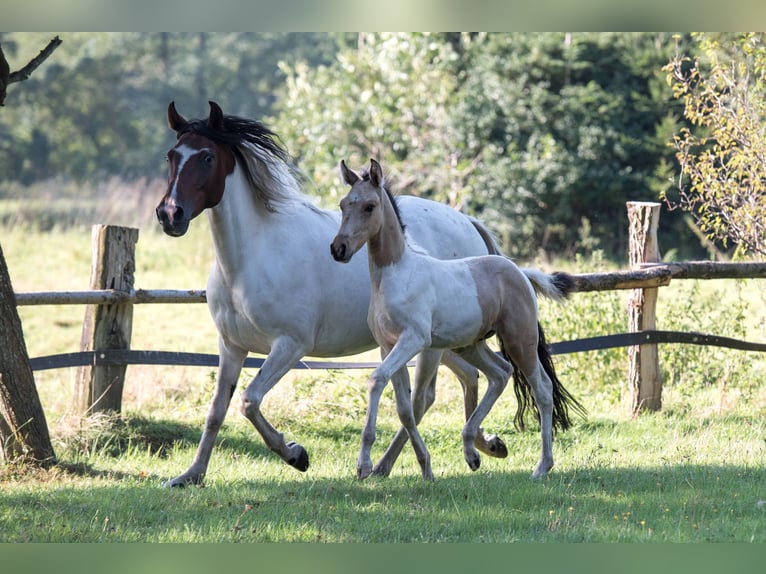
[{"x1": 331, "y1": 158, "x2": 585, "y2": 481}]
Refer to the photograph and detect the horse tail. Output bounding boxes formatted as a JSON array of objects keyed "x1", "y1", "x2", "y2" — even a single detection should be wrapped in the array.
[
  {"x1": 468, "y1": 216, "x2": 504, "y2": 255},
  {"x1": 500, "y1": 323, "x2": 587, "y2": 433},
  {"x1": 468, "y1": 217, "x2": 575, "y2": 303},
  {"x1": 522, "y1": 268, "x2": 575, "y2": 303}
]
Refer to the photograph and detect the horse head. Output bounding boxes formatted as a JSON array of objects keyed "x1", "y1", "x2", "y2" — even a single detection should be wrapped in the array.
[
  {"x1": 156, "y1": 101, "x2": 235, "y2": 236},
  {"x1": 332, "y1": 158, "x2": 397, "y2": 264}
]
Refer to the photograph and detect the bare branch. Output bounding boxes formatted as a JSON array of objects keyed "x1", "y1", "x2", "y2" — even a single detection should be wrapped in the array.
[{"x1": 0, "y1": 35, "x2": 62, "y2": 106}]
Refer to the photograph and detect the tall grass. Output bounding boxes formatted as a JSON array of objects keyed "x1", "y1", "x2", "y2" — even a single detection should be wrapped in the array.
[{"x1": 1, "y1": 180, "x2": 765, "y2": 542}]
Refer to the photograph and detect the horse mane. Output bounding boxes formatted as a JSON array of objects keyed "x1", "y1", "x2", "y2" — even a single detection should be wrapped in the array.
[
  {"x1": 358, "y1": 165, "x2": 406, "y2": 233},
  {"x1": 178, "y1": 114, "x2": 307, "y2": 211}
]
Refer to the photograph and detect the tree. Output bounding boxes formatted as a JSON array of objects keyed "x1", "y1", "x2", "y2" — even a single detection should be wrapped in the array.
[
  {"x1": 664, "y1": 32, "x2": 766, "y2": 257},
  {"x1": 0, "y1": 37, "x2": 59, "y2": 467},
  {"x1": 275, "y1": 32, "x2": 693, "y2": 261}
]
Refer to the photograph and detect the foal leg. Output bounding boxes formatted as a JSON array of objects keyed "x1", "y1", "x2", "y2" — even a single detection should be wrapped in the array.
[
  {"x1": 457, "y1": 342, "x2": 513, "y2": 471},
  {"x1": 358, "y1": 336, "x2": 428, "y2": 480},
  {"x1": 373, "y1": 349, "x2": 441, "y2": 477},
  {"x1": 441, "y1": 351, "x2": 509, "y2": 459},
  {"x1": 523, "y1": 362, "x2": 555, "y2": 480}
]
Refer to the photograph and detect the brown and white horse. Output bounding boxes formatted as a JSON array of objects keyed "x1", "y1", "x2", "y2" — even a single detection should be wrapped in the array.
[
  {"x1": 155, "y1": 101, "x2": 519, "y2": 486},
  {"x1": 331, "y1": 158, "x2": 585, "y2": 480}
]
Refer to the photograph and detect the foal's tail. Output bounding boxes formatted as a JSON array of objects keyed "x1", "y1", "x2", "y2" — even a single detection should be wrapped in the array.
[
  {"x1": 502, "y1": 323, "x2": 587, "y2": 433},
  {"x1": 468, "y1": 217, "x2": 575, "y2": 302}
]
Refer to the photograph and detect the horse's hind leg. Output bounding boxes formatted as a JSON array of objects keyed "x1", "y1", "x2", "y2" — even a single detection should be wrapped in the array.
[
  {"x1": 524, "y1": 362, "x2": 555, "y2": 480},
  {"x1": 240, "y1": 336, "x2": 313, "y2": 472},
  {"x1": 457, "y1": 342, "x2": 512, "y2": 471},
  {"x1": 441, "y1": 350, "x2": 508, "y2": 459}
]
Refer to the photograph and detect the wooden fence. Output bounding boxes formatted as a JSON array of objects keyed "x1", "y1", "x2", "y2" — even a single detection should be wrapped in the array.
[{"x1": 14, "y1": 203, "x2": 766, "y2": 416}]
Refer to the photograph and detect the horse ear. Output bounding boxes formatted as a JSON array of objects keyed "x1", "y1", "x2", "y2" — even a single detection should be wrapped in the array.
[
  {"x1": 369, "y1": 158, "x2": 384, "y2": 188},
  {"x1": 208, "y1": 101, "x2": 225, "y2": 131},
  {"x1": 168, "y1": 101, "x2": 188, "y2": 132},
  {"x1": 339, "y1": 160, "x2": 359, "y2": 186}
]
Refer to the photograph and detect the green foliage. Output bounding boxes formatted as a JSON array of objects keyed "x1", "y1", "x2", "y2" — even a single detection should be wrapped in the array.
[
  {"x1": 276, "y1": 32, "x2": 695, "y2": 261},
  {"x1": 664, "y1": 32, "x2": 766, "y2": 257},
  {"x1": 0, "y1": 32, "x2": 346, "y2": 184}
]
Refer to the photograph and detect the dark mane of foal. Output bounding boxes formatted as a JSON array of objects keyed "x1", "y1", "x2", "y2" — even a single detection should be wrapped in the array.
[{"x1": 358, "y1": 166, "x2": 406, "y2": 232}]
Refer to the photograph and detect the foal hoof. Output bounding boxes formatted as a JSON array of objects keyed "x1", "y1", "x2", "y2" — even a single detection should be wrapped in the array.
[
  {"x1": 286, "y1": 442, "x2": 310, "y2": 472},
  {"x1": 465, "y1": 453, "x2": 481, "y2": 472},
  {"x1": 477, "y1": 433, "x2": 508, "y2": 459}
]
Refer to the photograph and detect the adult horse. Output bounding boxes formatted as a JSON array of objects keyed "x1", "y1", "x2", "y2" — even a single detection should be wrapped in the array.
[{"x1": 156, "y1": 101, "x2": 514, "y2": 486}]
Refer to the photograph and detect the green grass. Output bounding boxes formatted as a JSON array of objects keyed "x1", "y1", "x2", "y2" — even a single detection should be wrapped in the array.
[{"x1": 2, "y1": 192, "x2": 766, "y2": 542}]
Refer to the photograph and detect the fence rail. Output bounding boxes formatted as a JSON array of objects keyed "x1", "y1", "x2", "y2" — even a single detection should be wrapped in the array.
[
  {"x1": 27, "y1": 329, "x2": 766, "y2": 374},
  {"x1": 12, "y1": 205, "x2": 766, "y2": 416}
]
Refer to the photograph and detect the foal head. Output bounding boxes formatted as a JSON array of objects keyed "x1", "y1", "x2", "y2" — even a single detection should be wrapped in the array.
[{"x1": 331, "y1": 158, "x2": 404, "y2": 264}]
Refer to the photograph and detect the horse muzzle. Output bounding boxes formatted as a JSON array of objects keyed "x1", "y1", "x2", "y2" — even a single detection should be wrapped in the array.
[
  {"x1": 330, "y1": 236, "x2": 353, "y2": 263},
  {"x1": 156, "y1": 203, "x2": 190, "y2": 237}
]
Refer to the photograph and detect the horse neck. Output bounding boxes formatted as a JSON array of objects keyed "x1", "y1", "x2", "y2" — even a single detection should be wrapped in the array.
[
  {"x1": 206, "y1": 164, "x2": 269, "y2": 277},
  {"x1": 367, "y1": 192, "x2": 407, "y2": 270}
]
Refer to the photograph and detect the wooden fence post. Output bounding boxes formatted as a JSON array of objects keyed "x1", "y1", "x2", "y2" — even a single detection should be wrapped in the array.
[
  {"x1": 73, "y1": 225, "x2": 138, "y2": 416},
  {"x1": 627, "y1": 202, "x2": 663, "y2": 413}
]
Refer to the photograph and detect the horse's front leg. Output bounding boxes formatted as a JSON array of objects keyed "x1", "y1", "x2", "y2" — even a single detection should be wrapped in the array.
[
  {"x1": 372, "y1": 348, "x2": 441, "y2": 477},
  {"x1": 240, "y1": 336, "x2": 312, "y2": 471},
  {"x1": 164, "y1": 339, "x2": 247, "y2": 487},
  {"x1": 358, "y1": 336, "x2": 424, "y2": 480}
]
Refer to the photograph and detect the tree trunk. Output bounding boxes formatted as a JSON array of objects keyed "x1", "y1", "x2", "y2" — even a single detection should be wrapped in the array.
[{"x1": 0, "y1": 241, "x2": 56, "y2": 466}]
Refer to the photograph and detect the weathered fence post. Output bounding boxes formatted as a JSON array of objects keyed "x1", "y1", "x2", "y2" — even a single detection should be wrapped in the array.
[
  {"x1": 627, "y1": 202, "x2": 663, "y2": 413},
  {"x1": 73, "y1": 225, "x2": 138, "y2": 416}
]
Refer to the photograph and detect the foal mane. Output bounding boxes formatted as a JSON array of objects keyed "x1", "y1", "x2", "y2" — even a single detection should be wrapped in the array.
[
  {"x1": 178, "y1": 114, "x2": 307, "y2": 211},
  {"x1": 358, "y1": 165, "x2": 406, "y2": 233}
]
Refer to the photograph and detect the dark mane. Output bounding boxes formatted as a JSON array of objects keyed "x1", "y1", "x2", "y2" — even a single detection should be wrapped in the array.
[
  {"x1": 179, "y1": 113, "x2": 305, "y2": 210},
  {"x1": 359, "y1": 166, "x2": 406, "y2": 232},
  {"x1": 178, "y1": 114, "x2": 291, "y2": 164}
]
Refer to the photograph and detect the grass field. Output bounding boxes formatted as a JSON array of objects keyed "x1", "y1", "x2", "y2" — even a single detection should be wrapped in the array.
[{"x1": 1, "y1": 191, "x2": 766, "y2": 542}]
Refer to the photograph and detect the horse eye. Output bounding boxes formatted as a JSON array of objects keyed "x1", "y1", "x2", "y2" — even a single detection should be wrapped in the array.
[
  {"x1": 203, "y1": 153, "x2": 215, "y2": 164},
  {"x1": 364, "y1": 204, "x2": 375, "y2": 214}
]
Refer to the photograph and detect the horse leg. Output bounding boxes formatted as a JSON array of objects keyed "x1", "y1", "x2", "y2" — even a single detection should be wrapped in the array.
[
  {"x1": 457, "y1": 342, "x2": 512, "y2": 472},
  {"x1": 164, "y1": 339, "x2": 247, "y2": 487},
  {"x1": 524, "y1": 362, "x2": 555, "y2": 480},
  {"x1": 240, "y1": 336, "x2": 313, "y2": 471},
  {"x1": 390, "y1": 365, "x2": 433, "y2": 481},
  {"x1": 372, "y1": 348, "x2": 441, "y2": 477},
  {"x1": 441, "y1": 350, "x2": 508, "y2": 459},
  {"x1": 358, "y1": 335, "x2": 426, "y2": 480}
]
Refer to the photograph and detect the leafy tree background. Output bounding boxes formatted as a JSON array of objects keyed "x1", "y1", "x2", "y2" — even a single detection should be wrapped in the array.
[{"x1": 0, "y1": 32, "x2": 713, "y2": 262}]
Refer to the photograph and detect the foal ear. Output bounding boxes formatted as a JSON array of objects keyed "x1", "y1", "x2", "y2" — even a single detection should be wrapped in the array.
[
  {"x1": 208, "y1": 101, "x2": 225, "y2": 131},
  {"x1": 167, "y1": 101, "x2": 188, "y2": 133},
  {"x1": 339, "y1": 160, "x2": 359, "y2": 186},
  {"x1": 369, "y1": 158, "x2": 384, "y2": 188}
]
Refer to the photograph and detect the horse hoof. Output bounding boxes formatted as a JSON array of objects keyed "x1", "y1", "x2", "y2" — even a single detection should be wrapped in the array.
[
  {"x1": 371, "y1": 464, "x2": 392, "y2": 477},
  {"x1": 466, "y1": 454, "x2": 481, "y2": 472},
  {"x1": 357, "y1": 465, "x2": 373, "y2": 480},
  {"x1": 478, "y1": 434, "x2": 508, "y2": 458},
  {"x1": 163, "y1": 474, "x2": 200, "y2": 488},
  {"x1": 286, "y1": 442, "x2": 310, "y2": 472}
]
